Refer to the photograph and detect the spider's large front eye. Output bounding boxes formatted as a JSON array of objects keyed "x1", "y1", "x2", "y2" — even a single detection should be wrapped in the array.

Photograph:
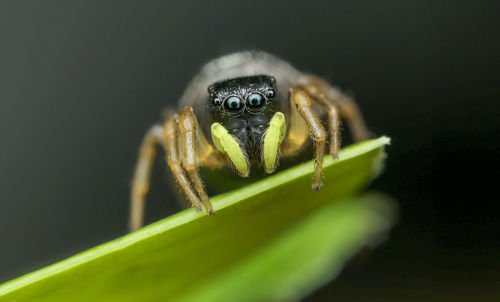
[
  {"x1": 247, "y1": 93, "x2": 264, "y2": 108},
  {"x1": 246, "y1": 93, "x2": 266, "y2": 113},
  {"x1": 224, "y1": 96, "x2": 243, "y2": 111}
]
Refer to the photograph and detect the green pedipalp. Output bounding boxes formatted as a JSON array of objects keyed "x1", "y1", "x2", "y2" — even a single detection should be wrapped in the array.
[
  {"x1": 263, "y1": 112, "x2": 286, "y2": 173},
  {"x1": 211, "y1": 123, "x2": 249, "y2": 176}
]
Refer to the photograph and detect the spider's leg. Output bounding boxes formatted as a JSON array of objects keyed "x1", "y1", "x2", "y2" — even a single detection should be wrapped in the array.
[
  {"x1": 280, "y1": 94, "x2": 309, "y2": 155},
  {"x1": 130, "y1": 124, "x2": 165, "y2": 231},
  {"x1": 298, "y1": 74, "x2": 371, "y2": 142},
  {"x1": 178, "y1": 106, "x2": 220, "y2": 214},
  {"x1": 315, "y1": 98, "x2": 341, "y2": 158},
  {"x1": 334, "y1": 93, "x2": 371, "y2": 141},
  {"x1": 287, "y1": 86, "x2": 327, "y2": 191},
  {"x1": 164, "y1": 113, "x2": 204, "y2": 213},
  {"x1": 296, "y1": 82, "x2": 341, "y2": 158}
]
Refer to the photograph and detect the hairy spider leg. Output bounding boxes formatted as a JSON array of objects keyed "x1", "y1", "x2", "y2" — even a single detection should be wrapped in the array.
[
  {"x1": 298, "y1": 74, "x2": 371, "y2": 142},
  {"x1": 178, "y1": 106, "x2": 218, "y2": 214},
  {"x1": 130, "y1": 125, "x2": 167, "y2": 231},
  {"x1": 296, "y1": 83, "x2": 341, "y2": 157},
  {"x1": 130, "y1": 108, "x2": 227, "y2": 231},
  {"x1": 286, "y1": 86, "x2": 327, "y2": 191},
  {"x1": 164, "y1": 113, "x2": 204, "y2": 212},
  {"x1": 315, "y1": 98, "x2": 341, "y2": 158}
]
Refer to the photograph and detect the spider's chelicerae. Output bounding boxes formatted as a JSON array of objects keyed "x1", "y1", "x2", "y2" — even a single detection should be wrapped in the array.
[{"x1": 130, "y1": 51, "x2": 370, "y2": 231}]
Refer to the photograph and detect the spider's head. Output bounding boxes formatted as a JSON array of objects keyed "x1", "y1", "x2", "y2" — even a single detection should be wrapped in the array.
[
  {"x1": 208, "y1": 75, "x2": 277, "y2": 117},
  {"x1": 207, "y1": 75, "x2": 285, "y2": 175},
  {"x1": 208, "y1": 75, "x2": 278, "y2": 153}
]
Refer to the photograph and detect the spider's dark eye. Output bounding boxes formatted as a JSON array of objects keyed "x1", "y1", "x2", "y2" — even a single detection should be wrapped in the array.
[
  {"x1": 266, "y1": 90, "x2": 275, "y2": 98},
  {"x1": 213, "y1": 98, "x2": 222, "y2": 105},
  {"x1": 247, "y1": 93, "x2": 264, "y2": 108},
  {"x1": 224, "y1": 96, "x2": 243, "y2": 111}
]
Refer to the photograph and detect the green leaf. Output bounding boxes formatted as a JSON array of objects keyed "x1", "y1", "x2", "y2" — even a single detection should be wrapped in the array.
[{"x1": 0, "y1": 136, "x2": 394, "y2": 302}]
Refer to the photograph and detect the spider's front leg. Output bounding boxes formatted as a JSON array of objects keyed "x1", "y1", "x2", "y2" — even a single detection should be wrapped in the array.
[
  {"x1": 163, "y1": 113, "x2": 204, "y2": 213},
  {"x1": 281, "y1": 75, "x2": 372, "y2": 192},
  {"x1": 177, "y1": 106, "x2": 224, "y2": 214},
  {"x1": 298, "y1": 74, "x2": 371, "y2": 142},
  {"x1": 284, "y1": 86, "x2": 327, "y2": 191},
  {"x1": 130, "y1": 107, "x2": 224, "y2": 231},
  {"x1": 130, "y1": 116, "x2": 204, "y2": 232}
]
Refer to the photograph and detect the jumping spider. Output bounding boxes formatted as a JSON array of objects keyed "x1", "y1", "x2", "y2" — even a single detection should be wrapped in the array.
[{"x1": 130, "y1": 51, "x2": 370, "y2": 231}]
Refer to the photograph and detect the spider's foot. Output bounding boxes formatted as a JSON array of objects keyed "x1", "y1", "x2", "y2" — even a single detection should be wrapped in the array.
[
  {"x1": 312, "y1": 182, "x2": 323, "y2": 192},
  {"x1": 205, "y1": 204, "x2": 215, "y2": 215}
]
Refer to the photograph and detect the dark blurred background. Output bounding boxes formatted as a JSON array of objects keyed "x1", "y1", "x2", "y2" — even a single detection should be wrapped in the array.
[{"x1": 0, "y1": 1, "x2": 498, "y2": 301}]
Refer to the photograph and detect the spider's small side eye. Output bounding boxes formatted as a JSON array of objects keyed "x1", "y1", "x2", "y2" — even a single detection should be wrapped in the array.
[
  {"x1": 224, "y1": 96, "x2": 243, "y2": 111},
  {"x1": 266, "y1": 90, "x2": 275, "y2": 98},
  {"x1": 213, "y1": 98, "x2": 222, "y2": 105},
  {"x1": 247, "y1": 93, "x2": 264, "y2": 107}
]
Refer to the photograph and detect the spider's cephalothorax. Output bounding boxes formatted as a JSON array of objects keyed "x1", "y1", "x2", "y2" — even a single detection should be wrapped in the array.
[
  {"x1": 207, "y1": 75, "x2": 280, "y2": 161},
  {"x1": 129, "y1": 51, "x2": 371, "y2": 231}
]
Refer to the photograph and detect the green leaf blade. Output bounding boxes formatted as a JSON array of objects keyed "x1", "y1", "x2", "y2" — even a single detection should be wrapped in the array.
[{"x1": 0, "y1": 136, "x2": 394, "y2": 302}]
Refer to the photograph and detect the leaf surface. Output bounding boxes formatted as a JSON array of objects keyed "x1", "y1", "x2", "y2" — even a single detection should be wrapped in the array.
[{"x1": 0, "y1": 136, "x2": 393, "y2": 302}]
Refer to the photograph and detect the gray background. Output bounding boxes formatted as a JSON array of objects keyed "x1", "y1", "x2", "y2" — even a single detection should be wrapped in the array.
[{"x1": 1, "y1": 1, "x2": 498, "y2": 300}]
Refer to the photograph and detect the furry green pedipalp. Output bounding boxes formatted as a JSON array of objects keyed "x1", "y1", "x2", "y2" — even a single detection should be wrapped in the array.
[
  {"x1": 211, "y1": 123, "x2": 249, "y2": 176},
  {"x1": 263, "y1": 112, "x2": 286, "y2": 173}
]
